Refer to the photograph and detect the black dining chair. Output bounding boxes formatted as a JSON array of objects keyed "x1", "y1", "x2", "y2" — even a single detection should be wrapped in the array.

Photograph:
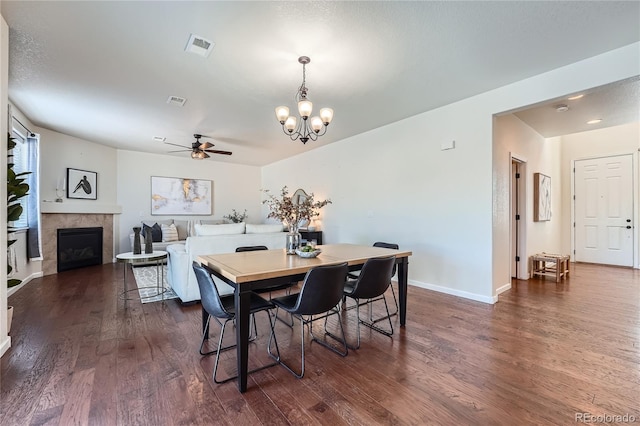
[
  {"x1": 340, "y1": 255, "x2": 396, "y2": 349},
  {"x1": 347, "y1": 242, "x2": 399, "y2": 323},
  {"x1": 236, "y1": 245, "x2": 296, "y2": 327},
  {"x1": 192, "y1": 261, "x2": 280, "y2": 384},
  {"x1": 267, "y1": 262, "x2": 349, "y2": 378}
]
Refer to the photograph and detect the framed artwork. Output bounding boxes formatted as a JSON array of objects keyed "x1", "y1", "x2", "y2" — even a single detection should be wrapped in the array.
[
  {"x1": 534, "y1": 172, "x2": 551, "y2": 222},
  {"x1": 67, "y1": 168, "x2": 97, "y2": 200},
  {"x1": 151, "y1": 176, "x2": 213, "y2": 215}
]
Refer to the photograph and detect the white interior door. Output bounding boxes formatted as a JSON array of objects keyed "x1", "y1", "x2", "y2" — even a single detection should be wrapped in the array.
[{"x1": 574, "y1": 154, "x2": 634, "y2": 266}]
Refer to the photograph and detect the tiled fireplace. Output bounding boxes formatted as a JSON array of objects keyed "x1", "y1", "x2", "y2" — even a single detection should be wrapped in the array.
[{"x1": 41, "y1": 213, "x2": 114, "y2": 276}]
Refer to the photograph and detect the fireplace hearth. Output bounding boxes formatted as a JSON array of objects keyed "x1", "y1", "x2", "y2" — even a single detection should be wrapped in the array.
[{"x1": 57, "y1": 227, "x2": 103, "y2": 272}]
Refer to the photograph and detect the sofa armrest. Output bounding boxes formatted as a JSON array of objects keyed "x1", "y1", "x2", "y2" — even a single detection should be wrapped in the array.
[{"x1": 166, "y1": 243, "x2": 188, "y2": 298}]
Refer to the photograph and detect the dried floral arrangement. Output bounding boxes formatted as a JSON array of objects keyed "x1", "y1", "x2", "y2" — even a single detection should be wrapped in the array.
[{"x1": 262, "y1": 186, "x2": 331, "y2": 229}]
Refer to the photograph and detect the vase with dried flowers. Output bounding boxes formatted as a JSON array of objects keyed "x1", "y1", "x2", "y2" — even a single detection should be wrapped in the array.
[{"x1": 262, "y1": 186, "x2": 331, "y2": 254}]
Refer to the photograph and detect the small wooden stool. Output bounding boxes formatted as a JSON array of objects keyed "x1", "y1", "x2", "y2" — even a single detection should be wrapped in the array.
[{"x1": 530, "y1": 253, "x2": 570, "y2": 282}]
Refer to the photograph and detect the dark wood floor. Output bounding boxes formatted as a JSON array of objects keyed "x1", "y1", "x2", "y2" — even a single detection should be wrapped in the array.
[{"x1": 1, "y1": 262, "x2": 639, "y2": 425}]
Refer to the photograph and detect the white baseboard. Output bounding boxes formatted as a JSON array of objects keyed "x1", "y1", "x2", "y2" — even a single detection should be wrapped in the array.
[
  {"x1": 407, "y1": 279, "x2": 496, "y2": 305},
  {"x1": 495, "y1": 282, "x2": 512, "y2": 296},
  {"x1": 7, "y1": 272, "x2": 43, "y2": 297},
  {"x1": 0, "y1": 336, "x2": 11, "y2": 358}
]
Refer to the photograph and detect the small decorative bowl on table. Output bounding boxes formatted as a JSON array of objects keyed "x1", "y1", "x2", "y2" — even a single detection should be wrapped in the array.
[{"x1": 295, "y1": 248, "x2": 322, "y2": 258}]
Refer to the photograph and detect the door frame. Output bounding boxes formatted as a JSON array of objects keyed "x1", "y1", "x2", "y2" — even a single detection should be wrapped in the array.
[
  {"x1": 570, "y1": 152, "x2": 638, "y2": 269},
  {"x1": 510, "y1": 152, "x2": 528, "y2": 279}
]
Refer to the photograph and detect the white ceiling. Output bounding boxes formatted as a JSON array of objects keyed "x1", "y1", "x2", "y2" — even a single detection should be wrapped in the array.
[{"x1": 2, "y1": 1, "x2": 639, "y2": 166}]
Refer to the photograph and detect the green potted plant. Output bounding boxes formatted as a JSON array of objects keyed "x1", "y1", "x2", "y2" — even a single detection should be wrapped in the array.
[
  {"x1": 7, "y1": 133, "x2": 31, "y2": 332},
  {"x1": 223, "y1": 209, "x2": 248, "y2": 223}
]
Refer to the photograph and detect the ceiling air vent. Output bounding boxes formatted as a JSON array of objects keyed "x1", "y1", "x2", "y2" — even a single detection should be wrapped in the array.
[
  {"x1": 152, "y1": 136, "x2": 166, "y2": 142},
  {"x1": 185, "y1": 33, "x2": 215, "y2": 57},
  {"x1": 167, "y1": 95, "x2": 187, "y2": 106}
]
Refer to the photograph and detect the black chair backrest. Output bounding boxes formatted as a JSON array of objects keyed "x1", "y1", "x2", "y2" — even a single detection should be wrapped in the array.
[
  {"x1": 236, "y1": 245, "x2": 268, "y2": 252},
  {"x1": 349, "y1": 256, "x2": 396, "y2": 300},
  {"x1": 192, "y1": 261, "x2": 233, "y2": 320},
  {"x1": 373, "y1": 242, "x2": 399, "y2": 276},
  {"x1": 292, "y1": 262, "x2": 348, "y2": 315}
]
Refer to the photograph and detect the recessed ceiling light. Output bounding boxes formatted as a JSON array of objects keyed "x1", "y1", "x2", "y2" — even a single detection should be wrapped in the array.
[
  {"x1": 555, "y1": 104, "x2": 569, "y2": 112},
  {"x1": 185, "y1": 33, "x2": 215, "y2": 57},
  {"x1": 167, "y1": 95, "x2": 187, "y2": 106},
  {"x1": 153, "y1": 136, "x2": 166, "y2": 142},
  {"x1": 587, "y1": 119, "x2": 602, "y2": 124},
  {"x1": 568, "y1": 94, "x2": 584, "y2": 100}
]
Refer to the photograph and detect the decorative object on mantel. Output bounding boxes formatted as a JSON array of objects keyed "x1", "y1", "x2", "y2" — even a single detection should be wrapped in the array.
[
  {"x1": 262, "y1": 186, "x2": 331, "y2": 254},
  {"x1": 151, "y1": 176, "x2": 212, "y2": 215},
  {"x1": 144, "y1": 228, "x2": 154, "y2": 254},
  {"x1": 275, "y1": 56, "x2": 334, "y2": 144},
  {"x1": 533, "y1": 172, "x2": 551, "y2": 222},
  {"x1": 132, "y1": 227, "x2": 142, "y2": 255},
  {"x1": 55, "y1": 176, "x2": 65, "y2": 202},
  {"x1": 223, "y1": 209, "x2": 248, "y2": 223},
  {"x1": 7, "y1": 133, "x2": 31, "y2": 288},
  {"x1": 67, "y1": 168, "x2": 97, "y2": 200}
]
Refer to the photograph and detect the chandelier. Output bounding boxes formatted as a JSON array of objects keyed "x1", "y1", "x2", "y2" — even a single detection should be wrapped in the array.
[{"x1": 275, "y1": 56, "x2": 334, "y2": 144}]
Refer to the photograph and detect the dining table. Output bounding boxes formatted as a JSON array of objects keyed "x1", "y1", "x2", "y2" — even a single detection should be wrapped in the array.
[{"x1": 197, "y1": 243, "x2": 412, "y2": 393}]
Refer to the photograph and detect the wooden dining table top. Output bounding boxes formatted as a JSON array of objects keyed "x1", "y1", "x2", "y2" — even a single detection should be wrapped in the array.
[{"x1": 197, "y1": 243, "x2": 412, "y2": 284}]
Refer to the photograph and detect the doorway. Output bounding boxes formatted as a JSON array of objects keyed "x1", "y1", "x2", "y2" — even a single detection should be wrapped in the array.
[
  {"x1": 573, "y1": 154, "x2": 634, "y2": 267},
  {"x1": 511, "y1": 155, "x2": 527, "y2": 279}
]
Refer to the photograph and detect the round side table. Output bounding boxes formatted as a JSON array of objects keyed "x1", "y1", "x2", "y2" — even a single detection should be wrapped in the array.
[{"x1": 116, "y1": 251, "x2": 168, "y2": 305}]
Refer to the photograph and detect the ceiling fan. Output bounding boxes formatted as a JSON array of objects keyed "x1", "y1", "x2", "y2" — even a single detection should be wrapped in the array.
[{"x1": 165, "y1": 134, "x2": 232, "y2": 159}]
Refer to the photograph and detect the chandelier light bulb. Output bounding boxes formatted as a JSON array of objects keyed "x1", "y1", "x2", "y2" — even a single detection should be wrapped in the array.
[
  {"x1": 275, "y1": 106, "x2": 290, "y2": 123},
  {"x1": 298, "y1": 99, "x2": 313, "y2": 119},
  {"x1": 319, "y1": 108, "x2": 333, "y2": 125},
  {"x1": 310, "y1": 116, "x2": 323, "y2": 132},
  {"x1": 284, "y1": 116, "x2": 297, "y2": 132}
]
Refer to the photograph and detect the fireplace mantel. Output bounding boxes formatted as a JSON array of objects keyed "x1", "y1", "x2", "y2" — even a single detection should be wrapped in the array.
[{"x1": 41, "y1": 202, "x2": 122, "y2": 214}]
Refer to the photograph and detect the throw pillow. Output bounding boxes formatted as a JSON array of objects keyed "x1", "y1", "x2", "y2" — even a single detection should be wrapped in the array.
[
  {"x1": 173, "y1": 220, "x2": 189, "y2": 240},
  {"x1": 142, "y1": 223, "x2": 162, "y2": 242},
  {"x1": 194, "y1": 222, "x2": 246, "y2": 236},
  {"x1": 161, "y1": 223, "x2": 179, "y2": 242},
  {"x1": 245, "y1": 223, "x2": 283, "y2": 234}
]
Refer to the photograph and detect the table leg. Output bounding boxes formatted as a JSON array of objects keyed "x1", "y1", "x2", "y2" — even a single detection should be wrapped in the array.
[
  {"x1": 235, "y1": 289, "x2": 251, "y2": 392},
  {"x1": 123, "y1": 263, "x2": 128, "y2": 308},
  {"x1": 398, "y1": 257, "x2": 408, "y2": 326}
]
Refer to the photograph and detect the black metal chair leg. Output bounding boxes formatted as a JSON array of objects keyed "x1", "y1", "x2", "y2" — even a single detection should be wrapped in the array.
[{"x1": 214, "y1": 310, "x2": 280, "y2": 384}]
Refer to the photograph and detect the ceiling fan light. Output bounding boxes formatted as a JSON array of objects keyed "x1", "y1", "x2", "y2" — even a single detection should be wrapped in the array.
[
  {"x1": 310, "y1": 116, "x2": 323, "y2": 132},
  {"x1": 284, "y1": 116, "x2": 297, "y2": 132},
  {"x1": 275, "y1": 106, "x2": 289, "y2": 123},
  {"x1": 319, "y1": 107, "x2": 333, "y2": 125},
  {"x1": 298, "y1": 99, "x2": 313, "y2": 119}
]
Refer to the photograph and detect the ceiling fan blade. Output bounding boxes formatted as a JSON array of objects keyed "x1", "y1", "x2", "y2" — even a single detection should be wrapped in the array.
[
  {"x1": 202, "y1": 152, "x2": 210, "y2": 159},
  {"x1": 204, "y1": 149, "x2": 233, "y2": 156},
  {"x1": 165, "y1": 142, "x2": 191, "y2": 149},
  {"x1": 199, "y1": 141, "x2": 214, "y2": 150}
]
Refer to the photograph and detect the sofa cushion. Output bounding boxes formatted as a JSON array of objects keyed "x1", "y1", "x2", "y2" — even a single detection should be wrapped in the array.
[
  {"x1": 173, "y1": 220, "x2": 189, "y2": 240},
  {"x1": 161, "y1": 223, "x2": 179, "y2": 242},
  {"x1": 246, "y1": 223, "x2": 283, "y2": 234},
  {"x1": 194, "y1": 222, "x2": 245, "y2": 236},
  {"x1": 142, "y1": 223, "x2": 162, "y2": 242}
]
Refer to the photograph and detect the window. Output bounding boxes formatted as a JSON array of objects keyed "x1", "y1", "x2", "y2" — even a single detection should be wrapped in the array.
[{"x1": 9, "y1": 129, "x2": 29, "y2": 229}]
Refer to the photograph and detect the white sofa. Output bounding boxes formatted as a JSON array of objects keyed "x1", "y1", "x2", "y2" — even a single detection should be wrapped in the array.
[{"x1": 166, "y1": 223, "x2": 287, "y2": 303}]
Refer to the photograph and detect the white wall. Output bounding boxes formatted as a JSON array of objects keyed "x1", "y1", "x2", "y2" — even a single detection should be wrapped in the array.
[
  {"x1": 116, "y1": 150, "x2": 263, "y2": 253},
  {"x1": 559, "y1": 122, "x2": 640, "y2": 261},
  {"x1": 38, "y1": 127, "x2": 118, "y2": 207},
  {"x1": 263, "y1": 42, "x2": 640, "y2": 304},
  {"x1": 493, "y1": 114, "x2": 562, "y2": 287}
]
